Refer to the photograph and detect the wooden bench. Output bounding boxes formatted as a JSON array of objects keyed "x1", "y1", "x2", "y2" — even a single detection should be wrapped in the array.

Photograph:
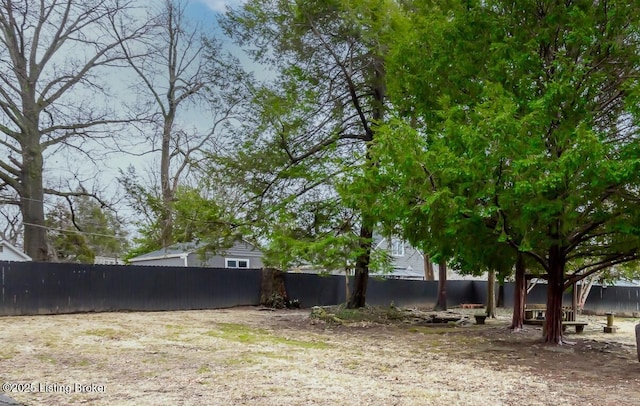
[
  {"x1": 526, "y1": 320, "x2": 588, "y2": 332},
  {"x1": 524, "y1": 318, "x2": 544, "y2": 326},
  {"x1": 524, "y1": 306, "x2": 576, "y2": 323},
  {"x1": 524, "y1": 309, "x2": 546, "y2": 321},
  {"x1": 562, "y1": 321, "x2": 588, "y2": 333},
  {"x1": 525, "y1": 303, "x2": 546, "y2": 310},
  {"x1": 562, "y1": 307, "x2": 575, "y2": 321},
  {"x1": 524, "y1": 304, "x2": 546, "y2": 320}
]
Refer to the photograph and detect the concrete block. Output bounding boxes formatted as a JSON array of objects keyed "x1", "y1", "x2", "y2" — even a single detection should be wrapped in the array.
[
  {"x1": 603, "y1": 326, "x2": 617, "y2": 333},
  {"x1": 474, "y1": 314, "x2": 487, "y2": 325}
]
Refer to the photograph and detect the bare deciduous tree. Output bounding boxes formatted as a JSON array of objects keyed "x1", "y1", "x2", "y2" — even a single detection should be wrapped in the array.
[
  {"x1": 0, "y1": 0, "x2": 151, "y2": 260},
  {"x1": 0, "y1": 202, "x2": 21, "y2": 244},
  {"x1": 119, "y1": 0, "x2": 246, "y2": 249}
]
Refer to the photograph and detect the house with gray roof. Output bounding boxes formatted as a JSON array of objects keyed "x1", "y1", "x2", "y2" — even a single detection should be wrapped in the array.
[
  {"x1": 128, "y1": 240, "x2": 264, "y2": 269},
  {"x1": 371, "y1": 235, "x2": 426, "y2": 280},
  {"x1": 371, "y1": 235, "x2": 486, "y2": 281}
]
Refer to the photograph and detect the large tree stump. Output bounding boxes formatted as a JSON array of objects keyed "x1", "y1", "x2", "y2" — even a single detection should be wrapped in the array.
[{"x1": 260, "y1": 268, "x2": 289, "y2": 308}]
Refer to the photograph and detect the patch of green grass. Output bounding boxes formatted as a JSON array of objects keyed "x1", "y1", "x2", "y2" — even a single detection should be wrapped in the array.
[
  {"x1": 343, "y1": 360, "x2": 361, "y2": 370},
  {"x1": 207, "y1": 323, "x2": 329, "y2": 350},
  {"x1": 197, "y1": 365, "x2": 211, "y2": 374},
  {"x1": 220, "y1": 350, "x2": 297, "y2": 367},
  {"x1": 0, "y1": 346, "x2": 17, "y2": 360},
  {"x1": 221, "y1": 354, "x2": 260, "y2": 366},
  {"x1": 82, "y1": 328, "x2": 127, "y2": 340},
  {"x1": 36, "y1": 354, "x2": 57, "y2": 364},
  {"x1": 217, "y1": 323, "x2": 263, "y2": 343},
  {"x1": 268, "y1": 335, "x2": 330, "y2": 349},
  {"x1": 73, "y1": 359, "x2": 92, "y2": 367},
  {"x1": 253, "y1": 351, "x2": 294, "y2": 361}
]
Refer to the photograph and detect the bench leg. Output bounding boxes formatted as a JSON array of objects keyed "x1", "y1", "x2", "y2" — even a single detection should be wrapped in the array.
[{"x1": 575, "y1": 325, "x2": 584, "y2": 333}]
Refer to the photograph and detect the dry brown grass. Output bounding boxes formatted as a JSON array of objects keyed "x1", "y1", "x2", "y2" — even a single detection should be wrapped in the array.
[{"x1": 0, "y1": 307, "x2": 639, "y2": 405}]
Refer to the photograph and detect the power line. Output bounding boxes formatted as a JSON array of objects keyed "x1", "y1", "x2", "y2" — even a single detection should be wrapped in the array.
[{"x1": 22, "y1": 222, "x2": 126, "y2": 239}]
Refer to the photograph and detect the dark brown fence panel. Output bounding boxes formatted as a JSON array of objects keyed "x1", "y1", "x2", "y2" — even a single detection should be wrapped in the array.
[
  {"x1": 583, "y1": 286, "x2": 640, "y2": 316},
  {"x1": 0, "y1": 261, "x2": 262, "y2": 316},
  {"x1": 282, "y1": 273, "x2": 347, "y2": 307},
  {"x1": 2, "y1": 261, "x2": 639, "y2": 316},
  {"x1": 366, "y1": 279, "x2": 479, "y2": 308}
]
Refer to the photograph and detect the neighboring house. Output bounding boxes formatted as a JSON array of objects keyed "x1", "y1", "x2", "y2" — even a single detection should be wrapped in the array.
[
  {"x1": 371, "y1": 235, "x2": 425, "y2": 280},
  {"x1": 292, "y1": 235, "x2": 485, "y2": 280},
  {"x1": 371, "y1": 235, "x2": 487, "y2": 281},
  {"x1": 128, "y1": 241, "x2": 264, "y2": 269},
  {"x1": 94, "y1": 256, "x2": 124, "y2": 265},
  {"x1": 0, "y1": 240, "x2": 32, "y2": 262},
  {"x1": 287, "y1": 236, "x2": 427, "y2": 279}
]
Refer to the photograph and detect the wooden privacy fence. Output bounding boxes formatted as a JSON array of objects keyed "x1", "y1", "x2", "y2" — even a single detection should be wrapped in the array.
[{"x1": 1, "y1": 261, "x2": 639, "y2": 316}]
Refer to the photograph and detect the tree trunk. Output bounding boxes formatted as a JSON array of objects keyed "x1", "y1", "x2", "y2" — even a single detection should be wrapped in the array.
[
  {"x1": 497, "y1": 273, "x2": 505, "y2": 308},
  {"x1": 344, "y1": 268, "x2": 351, "y2": 303},
  {"x1": 424, "y1": 253, "x2": 434, "y2": 280},
  {"x1": 21, "y1": 141, "x2": 49, "y2": 261},
  {"x1": 486, "y1": 269, "x2": 496, "y2": 317},
  {"x1": 159, "y1": 110, "x2": 175, "y2": 248},
  {"x1": 434, "y1": 261, "x2": 447, "y2": 311},
  {"x1": 577, "y1": 276, "x2": 595, "y2": 311},
  {"x1": 259, "y1": 268, "x2": 288, "y2": 308},
  {"x1": 571, "y1": 282, "x2": 577, "y2": 319},
  {"x1": 347, "y1": 221, "x2": 373, "y2": 308},
  {"x1": 545, "y1": 245, "x2": 565, "y2": 344},
  {"x1": 347, "y1": 52, "x2": 383, "y2": 309},
  {"x1": 510, "y1": 253, "x2": 526, "y2": 330}
]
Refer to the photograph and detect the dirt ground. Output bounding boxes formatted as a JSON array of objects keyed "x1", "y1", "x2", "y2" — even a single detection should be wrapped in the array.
[{"x1": 1, "y1": 306, "x2": 639, "y2": 406}]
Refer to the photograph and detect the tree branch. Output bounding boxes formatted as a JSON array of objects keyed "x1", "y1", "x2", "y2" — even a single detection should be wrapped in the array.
[{"x1": 564, "y1": 252, "x2": 639, "y2": 288}]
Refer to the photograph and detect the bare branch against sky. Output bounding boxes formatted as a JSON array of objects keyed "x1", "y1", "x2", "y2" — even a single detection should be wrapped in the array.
[{"x1": 0, "y1": 0, "x2": 153, "y2": 260}]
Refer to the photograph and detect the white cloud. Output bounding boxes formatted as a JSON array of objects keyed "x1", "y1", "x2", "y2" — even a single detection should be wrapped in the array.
[{"x1": 196, "y1": 0, "x2": 245, "y2": 13}]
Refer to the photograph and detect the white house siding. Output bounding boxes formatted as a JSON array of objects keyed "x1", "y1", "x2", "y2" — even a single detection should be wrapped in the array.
[
  {"x1": 0, "y1": 250, "x2": 28, "y2": 262},
  {"x1": 0, "y1": 240, "x2": 31, "y2": 262},
  {"x1": 94, "y1": 256, "x2": 123, "y2": 265}
]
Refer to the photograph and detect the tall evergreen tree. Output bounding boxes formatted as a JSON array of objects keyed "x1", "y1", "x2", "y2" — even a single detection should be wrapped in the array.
[
  {"x1": 219, "y1": 0, "x2": 399, "y2": 307},
  {"x1": 369, "y1": 0, "x2": 640, "y2": 344}
]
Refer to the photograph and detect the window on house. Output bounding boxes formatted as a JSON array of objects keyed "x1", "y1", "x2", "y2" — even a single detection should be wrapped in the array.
[
  {"x1": 225, "y1": 258, "x2": 250, "y2": 269},
  {"x1": 390, "y1": 238, "x2": 404, "y2": 257}
]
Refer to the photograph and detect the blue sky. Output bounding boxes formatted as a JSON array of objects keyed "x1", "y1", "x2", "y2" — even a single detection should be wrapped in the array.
[
  {"x1": 184, "y1": 1, "x2": 221, "y2": 26},
  {"x1": 194, "y1": 0, "x2": 245, "y2": 13},
  {"x1": 186, "y1": 0, "x2": 245, "y2": 26}
]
